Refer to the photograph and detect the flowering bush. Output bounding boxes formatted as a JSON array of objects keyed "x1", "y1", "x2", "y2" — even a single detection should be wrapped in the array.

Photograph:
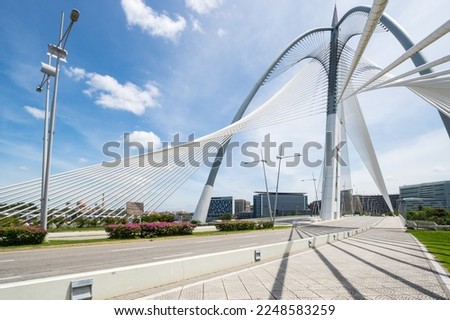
[
  {"x1": 105, "y1": 222, "x2": 196, "y2": 239},
  {"x1": 104, "y1": 223, "x2": 141, "y2": 239},
  {"x1": 0, "y1": 226, "x2": 47, "y2": 246},
  {"x1": 140, "y1": 222, "x2": 195, "y2": 238}
]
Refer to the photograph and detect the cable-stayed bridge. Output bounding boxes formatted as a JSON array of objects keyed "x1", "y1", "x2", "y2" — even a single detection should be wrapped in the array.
[{"x1": 1, "y1": 0, "x2": 450, "y2": 226}]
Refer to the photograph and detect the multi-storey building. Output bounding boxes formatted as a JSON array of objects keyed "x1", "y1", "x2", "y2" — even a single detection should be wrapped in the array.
[
  {"x1": 207, "y1": 196, "x2": 234, "y2": 220},
  {"x1": 253, "y1": 192, "x2": 308, "y2": 217},
  {"x1": 398, "y1": 181, "x2": 450, "y2": 212}
]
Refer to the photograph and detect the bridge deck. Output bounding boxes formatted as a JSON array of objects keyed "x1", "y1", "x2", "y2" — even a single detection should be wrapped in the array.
[{"x1": 115, "y1": 217, "x2": 450, "y2": 300}]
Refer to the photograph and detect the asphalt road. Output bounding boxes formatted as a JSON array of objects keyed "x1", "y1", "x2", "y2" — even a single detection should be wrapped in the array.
[{"x1": 0, "y1": 216, "x2": 382, "y2": 284}]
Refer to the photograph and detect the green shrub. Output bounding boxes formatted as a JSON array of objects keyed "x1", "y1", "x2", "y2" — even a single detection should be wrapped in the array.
[
  {"x1": 0, "y1": 226, "x2": 47, "y2": 246},
  {"x1": 104, "y1": 223, "x2": 141, "y2": 239},
  {"x1": 104, "y1": 222, "x2": 195, "y2": 239},
  {"x1": 0, "y1": 215, "x2": 24, "y2": 227},
  {"x1": 140, "y1": 222, "x2": 195, "y2": 238},
  {"x1": 219, "y1": 213, "x2": 233, "y2": 220},
  {"x1": 215, "y1": 220, "x2": 274, "y2": 231},
  {"x1": 256, "y1": 221, "x2": 274, "y2": 229},
  {"x1": 215, "y1": 221, "x2": 256, "y2": 231},
  {"x1": 48, "y1": 216, "x2": 65, "y2": 227},
  {"x1": 407, "y1": 207, "x2": 450, "y2": 225}
]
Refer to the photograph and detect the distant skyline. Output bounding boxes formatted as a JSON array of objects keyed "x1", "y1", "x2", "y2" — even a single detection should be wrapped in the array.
[{"x1": 1, "y1": 0, "x2": 449, "y2": 211}]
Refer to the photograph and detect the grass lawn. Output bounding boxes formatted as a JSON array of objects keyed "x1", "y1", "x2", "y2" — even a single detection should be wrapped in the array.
[{"x1": 408, "y1": 230, "x2": 450, "y2": 273}]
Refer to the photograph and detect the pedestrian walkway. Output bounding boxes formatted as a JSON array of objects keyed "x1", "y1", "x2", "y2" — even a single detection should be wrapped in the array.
[{"x1": 116, "y1": 217, "x2": 450, "y2": 300}]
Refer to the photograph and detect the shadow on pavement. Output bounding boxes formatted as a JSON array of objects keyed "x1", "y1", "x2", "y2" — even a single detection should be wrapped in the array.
[
  {"x1": 331, "y1": 243, "x2": 447, "y2": 299},
  {"x1": 269, "y1": 226, "x2": 299, "y2": 299},
  {"x1": 312, "y1": 248, "x2": 366, "y2": 300}
]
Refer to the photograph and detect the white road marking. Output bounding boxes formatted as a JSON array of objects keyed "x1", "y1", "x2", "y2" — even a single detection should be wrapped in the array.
[
  {"x1": 0, "y1": 259, "x2": 15, "y2": 263},
  {"x1": 195, "y1": 239, "x2": 223, "y2": 244},
  {"x1": 153, "y1": 252, "x2": 193, "y2": 260},
  {"x1": 110, "y1": 246, "x2": 154, "y2": 252},
  {"x1": 239, "y1": 243, "x2": 258, "y2": 248},
  {"x1": 0, "y1": 276, "x2": 21, "y2": 281}
]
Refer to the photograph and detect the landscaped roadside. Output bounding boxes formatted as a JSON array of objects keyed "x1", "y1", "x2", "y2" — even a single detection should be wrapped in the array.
[
  {"x1": 408, "y1": 230, "x2": 450, "y2": 273},
  {"x1": 0, "y1": 224, "x2": 289, "y2": 251}
]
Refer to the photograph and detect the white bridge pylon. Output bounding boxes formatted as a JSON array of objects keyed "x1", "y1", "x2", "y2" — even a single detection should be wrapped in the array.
[{"x1": 194, "y1": 1, "x2": 450, "y2": 222}]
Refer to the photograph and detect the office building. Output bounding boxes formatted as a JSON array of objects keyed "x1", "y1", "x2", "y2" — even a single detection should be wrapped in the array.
[
  {"x1": 398, "y1": 181, "x2": 450, "y2": 213},
  {"x1": 352, "y1": 194, "x2": 399, "y2": 214},
  {"x1": 311, "y1": 193, "x2": 398, "y2": 216},
  {"x1": 234, "y1": 199, "x2": 251, "y2": 214},
  {"x1": 207, "y1": 196, "x2": 234, "y2": 220},
  {"x1": 253, "y1": 192, "x2": 308, "y2": 217}
]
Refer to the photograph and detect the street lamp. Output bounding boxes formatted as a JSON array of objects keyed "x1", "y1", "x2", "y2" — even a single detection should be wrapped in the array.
[
  {"x1": 243, "y1": 150, "x2": 273, "y2": 222},
  {"x1": 273, "y1": 153, "x2": 301, "y2": 227},
  {"x1": 301, "y1": 172, "x2": 319, "y2": 217},
  {"x1": 38, "y1": 9, "x2": 80, "y2": 230}
]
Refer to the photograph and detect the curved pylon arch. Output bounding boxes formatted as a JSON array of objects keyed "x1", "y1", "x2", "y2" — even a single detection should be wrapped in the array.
[
  {"x1": 341, "y1": 6, "x2": 450, "y2": 135},
  {"x1": 193, "y1": 27, "x2": 333, "y2": 221},
  {"x1": 2, "y1": 4, "x2": 447, "y2": 225},
  {"x1": 193, "y1": 4, "x2": 450, "y2": 222}
]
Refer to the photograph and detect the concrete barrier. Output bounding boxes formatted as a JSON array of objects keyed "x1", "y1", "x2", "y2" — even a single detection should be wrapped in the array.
[{"x1": 0, "y1": 220, "x2": 380, "y2": 300}]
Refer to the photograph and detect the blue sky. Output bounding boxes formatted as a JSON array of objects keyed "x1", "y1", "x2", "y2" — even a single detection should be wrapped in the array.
[{"x1": 1, "y1": 0, "x2": 449, "y2": 211}]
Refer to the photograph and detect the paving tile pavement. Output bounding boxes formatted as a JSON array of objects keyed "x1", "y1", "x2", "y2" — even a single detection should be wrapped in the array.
[{"x1": 121, "y1": 217, "x2": 450, "y2": 300}]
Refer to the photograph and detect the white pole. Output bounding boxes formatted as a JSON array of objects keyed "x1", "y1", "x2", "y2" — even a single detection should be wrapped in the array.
[
  {"x1": 273, "y1": 155, "x2": 282, "y2": 225},
  {"x1": 39, "y1": 55, "x2": 51, "y2": 228},
  {"x1": 40, "y1": 12, "x2": 64, "y2": 230},
  {"x1": 260, "y1": 151, "x2": 272, "y2": 221}
]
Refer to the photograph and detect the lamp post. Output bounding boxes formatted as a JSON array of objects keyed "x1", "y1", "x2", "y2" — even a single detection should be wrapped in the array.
[
  {"x1": 302, "y1": 172, "x2": 319, "y2": 217},
  {"x1": 37, "y1": 56, "x2": 51, "y2": 230},
  {"x1": 273, "y1": 153, "x2": 301, "y2": 227},
  {"x1": 243, "y1": 150, "x2": 273, "y2": 222},
  {"x1": 38, "y1": 9, "x2": 80, "y2": 230}
]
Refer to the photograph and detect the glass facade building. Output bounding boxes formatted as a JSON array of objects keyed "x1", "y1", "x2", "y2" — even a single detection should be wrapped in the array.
[
  {"x1": 253, "y1": 192, "x2": 308, "y2": 217},
  {"x1": 398, "y1": 181, "x2": 450, "y2": 213},
  {"x1": 207, "y1": 196, "x2": 234, "y2": 220}
]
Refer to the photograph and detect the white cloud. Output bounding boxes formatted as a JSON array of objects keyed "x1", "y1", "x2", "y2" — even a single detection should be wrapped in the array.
[
  {"x1": 217, "y1": 28, "x2": 227, "y2": 37},
  {"x1": 24, "y1": 106, "x2": 45, "y2": 120},
  {"x1": 121, "y1": 0, "x2": 186, "y2": 41},
  {"x1": 19, "y1": 166, "x2": 29, "y2": 171},
  {"x1": 433, "y1": 165, "x2": 448, "y2": 173},
  {"x1": 191, "y1": 17, "x2": 203, "y2": 33},
  {"x1": 64, "y1": 67, "x2": 87, "y2": 81},
  {"x1": 79, "y1": 157, "x2": 89, "y2": 163},
  {"x1": 84, "y1": 74, "x2": 160, "y2": 115},
  {"x1": 65, "y1": 67, "x2": 160, "y2": 115},
  {"x1": 186, "y1": 0, "x2": 223, "y2": 14},
  {"x1": 127, "y1": 130, "x2": 162, "y2": 150}
]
